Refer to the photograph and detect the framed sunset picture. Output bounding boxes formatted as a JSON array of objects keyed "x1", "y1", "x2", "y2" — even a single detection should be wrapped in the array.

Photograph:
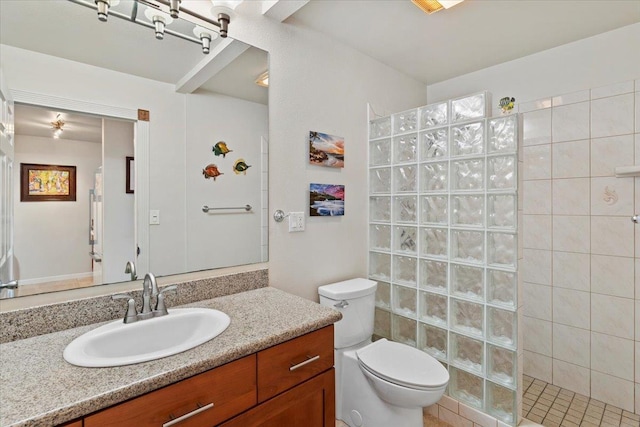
[
  {"x1": 20, "y1": 163, "x2": 76, "y2": 202},
  {"x1": 309, "y1": 131, "x2": 344, "y2": 168},
  {"x1": 310, "y1": 183, "x2": 345, "y2": 216}
]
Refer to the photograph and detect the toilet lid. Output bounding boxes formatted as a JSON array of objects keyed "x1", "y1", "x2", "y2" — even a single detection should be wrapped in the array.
[{"x1": 356, "y1": 339, "x2": 449, "y2": 389}]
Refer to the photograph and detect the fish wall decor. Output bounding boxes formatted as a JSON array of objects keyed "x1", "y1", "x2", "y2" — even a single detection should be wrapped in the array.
[
  {"x1": 202, "y1": 164, "x2": 223, "y2": 180},
  {"x1": 233, "y1": 159, "x2": 252, "y2": 175},
  {"x1": 212, "y1": 141, "x2": 233, "y2": 158}
]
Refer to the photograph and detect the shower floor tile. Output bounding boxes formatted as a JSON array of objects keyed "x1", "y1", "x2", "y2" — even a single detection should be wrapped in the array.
[{"x1": 523, "y1": 375, "x2": 640, "y2": 427}]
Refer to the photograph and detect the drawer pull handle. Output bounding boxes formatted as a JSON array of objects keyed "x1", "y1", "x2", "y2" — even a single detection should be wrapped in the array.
[
  {"x1": 163, "y1": 403, "x2": 214, "y2": 427},
  {"x1": 289, "y1": 355, "x2": 320, "y2": 371}
]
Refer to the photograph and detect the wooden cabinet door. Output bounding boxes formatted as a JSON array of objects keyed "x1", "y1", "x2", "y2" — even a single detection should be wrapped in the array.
[{"x1": 220, "y1": 368, "x2": 335, "y2": 427}]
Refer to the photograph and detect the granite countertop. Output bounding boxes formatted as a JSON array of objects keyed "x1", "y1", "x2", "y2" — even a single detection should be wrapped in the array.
[{"x1": 0, "y1": 287, "x2": 342, "y2": 427}]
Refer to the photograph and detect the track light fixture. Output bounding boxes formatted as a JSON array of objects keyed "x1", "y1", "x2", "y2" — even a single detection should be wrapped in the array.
[{"x1": 79, "y1": 0, "x2": 239, "y2": 53}]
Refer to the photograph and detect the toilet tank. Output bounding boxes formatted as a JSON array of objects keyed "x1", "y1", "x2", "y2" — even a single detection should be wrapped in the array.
[{"x1": 318, "y1": 278, "x2": 377, "y2": 349}]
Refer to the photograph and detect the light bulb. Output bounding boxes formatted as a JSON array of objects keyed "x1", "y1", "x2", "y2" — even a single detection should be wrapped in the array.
[
  {"x1": 95, "y1": 0, "x2": 120, "y2": 22},
  {"x1": 169, "y1": 0, "x2": 181, "y2": 19},
  {"x1": 144, "y1": 8, "x2": 174, "y2": 40},
  {"x1": 193, "y1": 26, "x2": 218, "y2": 54},
  {"x1": 210, "y1": 0, "x2": 242, "y2": 37}
]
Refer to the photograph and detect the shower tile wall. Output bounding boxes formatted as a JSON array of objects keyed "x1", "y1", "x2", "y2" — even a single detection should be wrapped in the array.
[
  {"x1": 369, "y1": 93, "x2": 522, "y2": 426},
  {"x1": 520, "y1": 79, "x2": 640, "y2": 415}
]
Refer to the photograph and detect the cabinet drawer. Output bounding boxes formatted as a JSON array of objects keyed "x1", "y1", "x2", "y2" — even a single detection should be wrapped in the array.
[
  {"x1": 221, "y1": 368, "x2": 335, "y2": 427},
  {"x1": 84, "y1": 355, "x2": 256, "y2": 427},
  {"x1": 257, "y1": 325, "x2": 334, "y2": 402}
]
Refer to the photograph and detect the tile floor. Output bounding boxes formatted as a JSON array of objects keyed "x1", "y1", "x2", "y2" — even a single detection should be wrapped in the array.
[
  {"x1": 523, "y1": 375, "x2": 640, "y2": 427},
  {"x1": 337, "y1": 375, "x2": 640, "y2": 427}
]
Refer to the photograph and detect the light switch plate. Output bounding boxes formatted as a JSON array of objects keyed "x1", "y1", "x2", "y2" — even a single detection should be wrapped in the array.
[
  {"x1": 288, "y1": 212, "x2": 305, "y2": 232},
  {"x1": 150, "y1": 210, "x2": 160, "y2": 225}
]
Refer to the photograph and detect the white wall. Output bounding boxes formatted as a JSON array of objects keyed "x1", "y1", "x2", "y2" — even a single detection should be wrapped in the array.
[
  {"x1": 102, "y1": 119, "x2": 135, "y2": 283},
  {"x1": 227, "y1": 9, "x2": 429, "y2": 301},
  {"x1": 13, "y1": 135, "x2": 101, "y2": 282},
  {"x1": 427, "y1": 23, "x2": 640, "y2": 108},
  {"x1": 185, "y1": 92, "x2": 267, "y2": 271}
]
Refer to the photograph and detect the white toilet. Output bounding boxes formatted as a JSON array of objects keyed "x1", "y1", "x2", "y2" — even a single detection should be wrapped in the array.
[{"x1": 319, "y1": 278, "x2": 449, "y2": 427}]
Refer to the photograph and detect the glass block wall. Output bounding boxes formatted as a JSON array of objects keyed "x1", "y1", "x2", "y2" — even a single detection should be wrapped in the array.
[{"x1": 368, "y1": 92, "x2": 520, "y2": 425}]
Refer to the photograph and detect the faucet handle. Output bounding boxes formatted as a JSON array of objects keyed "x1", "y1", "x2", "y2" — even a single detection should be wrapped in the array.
[
  {"x1": 0, "y1": 279, "x2": 19, "y2": 289},
  {"x1": 154, "y1": 285, "x2": 178, "y2": 316},
  {"x1": 112, "y1": 294, "x2": 138, "y2": 324}
]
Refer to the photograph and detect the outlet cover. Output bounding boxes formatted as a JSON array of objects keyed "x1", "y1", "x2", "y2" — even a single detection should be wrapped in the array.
[{"x1": 288, "y1": 212, "x2": 305, "y2": 232}]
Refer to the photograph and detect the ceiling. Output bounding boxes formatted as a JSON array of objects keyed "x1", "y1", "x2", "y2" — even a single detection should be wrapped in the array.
[
  {"x1": 15, "y1": 104, "x2": 103, "y2": 143},
  {"x1": 288, "y1": 0, "x2": 640, "y2": 85}
]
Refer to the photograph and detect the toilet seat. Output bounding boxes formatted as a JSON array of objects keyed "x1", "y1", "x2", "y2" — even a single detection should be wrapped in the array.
[{"x1": 356, "y1": 339, "x2": 449, "y2": 390}]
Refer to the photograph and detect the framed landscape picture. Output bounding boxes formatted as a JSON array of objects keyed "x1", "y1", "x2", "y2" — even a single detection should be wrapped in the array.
[
  {"x1": 20, "y1": 163, "x2": 76, "y2": 202},
  {"x1": 309, "y1": 131, "x2": 344, "y2": 168},
  {"x1": 310, "y1": 183, "x2": 345, "y2": 216}
]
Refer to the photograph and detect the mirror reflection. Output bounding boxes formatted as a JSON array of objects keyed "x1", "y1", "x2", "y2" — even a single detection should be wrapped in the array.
[{"x1": 0, "y1": 0, "x2": 269, "y2": 299}]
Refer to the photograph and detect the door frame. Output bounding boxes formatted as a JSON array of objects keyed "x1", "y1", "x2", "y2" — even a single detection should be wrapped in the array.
[{"x1": 10, "y1": 89, "x2": 150, "y2": 279}]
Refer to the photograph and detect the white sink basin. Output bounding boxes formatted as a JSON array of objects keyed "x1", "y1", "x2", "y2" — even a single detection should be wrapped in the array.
[{"x1": 63, "y1": 308, "x2": 230, "y2": 367}]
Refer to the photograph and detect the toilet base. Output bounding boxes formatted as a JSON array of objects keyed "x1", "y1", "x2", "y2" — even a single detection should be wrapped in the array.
[{"x1": 336, "y1": 348, "x2": 423, "y2": 427}]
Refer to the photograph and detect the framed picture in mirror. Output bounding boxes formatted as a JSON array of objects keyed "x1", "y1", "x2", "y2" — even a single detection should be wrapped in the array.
[
  {"x1": 126, "y1": 156, "x2": 134, "y2": 194},
  {"x1": 20, "y1": 163, "x2": 76, "y2": 202}
]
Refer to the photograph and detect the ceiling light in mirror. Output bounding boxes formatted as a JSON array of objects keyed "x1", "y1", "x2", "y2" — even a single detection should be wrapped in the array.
[
  {"x1": 51, "y1": 114, "x2": 65, "y2": 139},
  {"x1": 255, "y1": 71, "x2": 269, "y2": 88}
]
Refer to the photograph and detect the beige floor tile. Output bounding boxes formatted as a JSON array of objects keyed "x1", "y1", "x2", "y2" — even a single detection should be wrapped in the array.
[
  {"x1": 589, "y1": 400, "x2": 605, "y2": 408},
  {"x1": 423, "y1": 413, "x2": 451, "y2": 427},
  {"x1": 604, "y1": 405, "x2": 622, "y2": 415},
  {"x1": 568, "y1": 409, "x2": 586, "y2": 418},
  {"x1": 564, "y1": 414, "x2": 583, "y2": 424},
  {"x1": 546, "y1": 414, "x2": 564, "y2": 424},
  {"x1": 549, "y1": 408, "x2": 566, "y2": 418},
  {"x1": 623, "y1": 412, "x2": 640, "y2": 421},
  {"x1": 582, "y1": 415, "x2": 602, "y2": 425},
  {"x1": 528, "y1": 413, "x2": 544, "y2": 423}
]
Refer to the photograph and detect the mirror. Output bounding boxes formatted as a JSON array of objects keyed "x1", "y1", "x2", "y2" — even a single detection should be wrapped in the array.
[{"x1": 0, "y1": 0, "x2": 269, "y2": 298}]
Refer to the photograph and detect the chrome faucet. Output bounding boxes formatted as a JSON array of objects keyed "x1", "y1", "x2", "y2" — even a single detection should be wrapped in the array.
[
  {"x1": 124, "y1": 261, "x2": 137, "y2": 281},
  {"x1": 139, "y1": 273, "x2": 159, "y2": 320},
  {"x1": 0, "y1": 279, "x2": 19, "y2": 299},
  {"x1": 112, "y1": 273, "x2": 177, "y2": 323}
]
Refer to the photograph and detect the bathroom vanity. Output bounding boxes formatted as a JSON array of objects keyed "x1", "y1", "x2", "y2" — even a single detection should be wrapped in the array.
[{"x1": 0, "y1": 287, "x2": 341, "y2": 427}]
